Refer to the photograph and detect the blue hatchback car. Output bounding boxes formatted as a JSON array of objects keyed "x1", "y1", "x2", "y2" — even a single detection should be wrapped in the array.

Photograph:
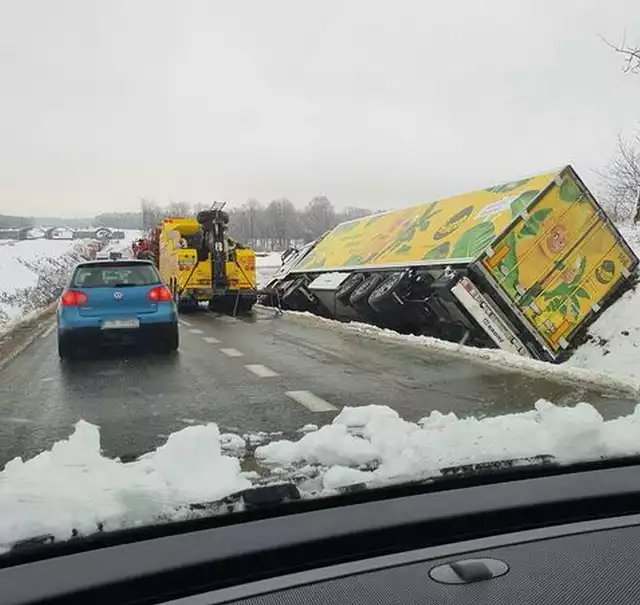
[{"x1": 57, "y1": 260, "x2": 179, "y2": 359}]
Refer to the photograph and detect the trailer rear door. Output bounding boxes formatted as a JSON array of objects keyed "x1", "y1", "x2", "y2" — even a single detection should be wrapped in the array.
[{"x1": 478, "y1": 167, "x2": 638, "y2": 358}]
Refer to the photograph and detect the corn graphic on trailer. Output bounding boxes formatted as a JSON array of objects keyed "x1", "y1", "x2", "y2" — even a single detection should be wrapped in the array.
[{"x1": 272, "y1": 165, "x2": 638, "y2": 361}]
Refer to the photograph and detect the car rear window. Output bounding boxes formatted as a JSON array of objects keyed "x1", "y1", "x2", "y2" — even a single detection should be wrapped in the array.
[{"x1": 72, "y1": 263, "x2": 161, "y2": 288}]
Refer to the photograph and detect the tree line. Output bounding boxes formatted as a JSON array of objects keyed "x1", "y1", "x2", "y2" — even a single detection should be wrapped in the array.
[{"x1": 140, "y1": 197, "x2": 376, "y2": 250}]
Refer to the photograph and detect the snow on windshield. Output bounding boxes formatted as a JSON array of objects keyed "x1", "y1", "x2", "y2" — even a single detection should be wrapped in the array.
[
  {"x1": 4, "y1": 400, "x2": 640, "y2": 552},
  {"x1": 0, "y1": 421, "x2": 249, "y2": 553},
  {"x1": 255, "y1": 400, "x2": 640, "y2": 492}
]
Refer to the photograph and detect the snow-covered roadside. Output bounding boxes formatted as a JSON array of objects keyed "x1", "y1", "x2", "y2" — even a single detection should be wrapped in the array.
[
  {"x1": 6, "y1": 399, "x2": 640, "y2": 550},
  {"x1": 256, "y1": 252, "x2": 283, "y2": 289},
  {"x1": 0, "y1": 240, "x2": 91, "y2": 334},
  {"x1": 0, "y1": 231, "x2": 141, "y2": 334},
  {"x1": 280, "y1": 309, "x2": 640, "y2": 395}
]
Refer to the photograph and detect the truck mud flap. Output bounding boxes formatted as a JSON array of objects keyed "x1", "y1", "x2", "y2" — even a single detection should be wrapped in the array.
[{"x1": 451, "y1": 277, "x2": 532, "y2": 357}]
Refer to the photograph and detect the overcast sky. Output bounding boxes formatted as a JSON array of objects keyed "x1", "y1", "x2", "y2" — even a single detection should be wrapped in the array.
[{"x1": 0, "y1": 0, "x2": 639, "y2": 217}]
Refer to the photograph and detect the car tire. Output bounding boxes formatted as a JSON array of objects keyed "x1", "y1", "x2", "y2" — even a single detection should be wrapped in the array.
[
  {"x1": 369, "y1": 272, "x2": 409, "y2": 314},
  {"x1": 349, "y1": 273, "x2": 384, "y2": 313},
  {"x1": 158, "y1": 328, "x2": 179, "y2": 354},
  {"x1": 335, "y1": 273, "x2": 365, "y2": 304},
  {"x1": 58, "y1": 335, "x2": 76, "y2": 360}
]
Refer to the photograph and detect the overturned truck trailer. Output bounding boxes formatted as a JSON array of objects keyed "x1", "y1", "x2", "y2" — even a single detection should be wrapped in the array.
[{"x1": 262, "y1": 165, "x2": 639, "y2": 362}]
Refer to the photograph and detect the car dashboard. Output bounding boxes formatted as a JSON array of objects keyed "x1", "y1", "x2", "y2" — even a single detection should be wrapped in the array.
[{"x1": 3, "y1": 461, "x2": 640, "y2": 605}]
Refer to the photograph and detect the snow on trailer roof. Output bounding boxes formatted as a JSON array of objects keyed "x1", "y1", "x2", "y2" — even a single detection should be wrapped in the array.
[{"x1": 292, "y1": 167, "x2": 568, "y2": 273}]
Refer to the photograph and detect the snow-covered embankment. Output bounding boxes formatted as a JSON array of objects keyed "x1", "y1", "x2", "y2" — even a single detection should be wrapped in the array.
[
  {"x1": 0, "y1": 231, "x2": 140, "y2": 334},
  {"x1": 0, "y1": 239, "x2": 92, "y2": 333}
]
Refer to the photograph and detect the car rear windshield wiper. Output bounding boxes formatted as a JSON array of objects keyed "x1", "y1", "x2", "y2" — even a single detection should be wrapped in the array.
[{"x1": 111, "y1": 282, "x2": 159, "y2": 287}]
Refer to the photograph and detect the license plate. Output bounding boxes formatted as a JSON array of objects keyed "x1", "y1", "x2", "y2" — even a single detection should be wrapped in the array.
[{"x1": 101, "y1": 318, "x2": 140, "y2": 330}]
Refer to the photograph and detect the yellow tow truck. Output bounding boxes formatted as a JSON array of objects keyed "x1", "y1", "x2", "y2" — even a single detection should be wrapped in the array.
[{"x1": 152, "y1": 206, "x2": 257, "y2": 313}]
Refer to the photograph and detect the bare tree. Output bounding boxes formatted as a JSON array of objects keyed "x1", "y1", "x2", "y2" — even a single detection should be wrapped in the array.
[
  {"x1": 596, "y1": 33, "x2": 640, "y2": 222},
  {"x1": 597, "y1": 133, "x2": 640, "y2": 223},
  {"x1": 245, "y1": 198, "x2": 261, "y2": 246},
  {"x1": 302, "y1": 196, "x2": 336, "y2": 241},
  {"x1": 141, "y1": 199, "x2": 164, "y2": 230},
  {"x1": 602, "y1": 33, "x2": 640, "y2": 73},
  {"x1": 167, "y1": 201, "x2": 192, "y2": 217}
]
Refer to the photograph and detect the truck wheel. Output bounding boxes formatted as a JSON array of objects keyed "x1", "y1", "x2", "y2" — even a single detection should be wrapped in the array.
[
  {"x1": 369, "y1": 272, "x2": 409, "y2": 314},
  {"x1": 349, "y1": 273, "x2": 384, "y2": 313},
  {"x1": 336, "y1": 273, "x2": 365, "y2": 304},
  {"x1": 236, "y1": 296, "x2": 256, "y2": 314},
  {"x1": 280, "y1": 277, "x2": 306, "y2": 309}
]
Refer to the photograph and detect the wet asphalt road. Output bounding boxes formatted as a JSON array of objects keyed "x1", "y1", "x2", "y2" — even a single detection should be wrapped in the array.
[{"x1": 0, "y1": 307, "x2": 638, "y2": 468}]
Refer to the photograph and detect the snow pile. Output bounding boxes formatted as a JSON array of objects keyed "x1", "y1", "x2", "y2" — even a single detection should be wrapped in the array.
[
  {"x1": 256, "y1": 252, "x2": 283, "y2": 289},
  {"x1": 0, "y1": 420, "x2": 250, "y2": 552},
  {"x1": 0, "y1": 239, "x2": 91, "y2": 331},
  {"x1": 256, "y1": 401, "x2": 640, "y2": 493},
  {"x1": 566, "y1": 286, "x2": 640, "y2": 388},
  {"x1": 7, "y1": 400, "x2": 640, "y2": 550}
]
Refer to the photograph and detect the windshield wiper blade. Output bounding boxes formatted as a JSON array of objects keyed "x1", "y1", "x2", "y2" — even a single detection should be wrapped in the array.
[
  {"x1": 339, "y1": 455, "x2": 557, "y2": 495},
  {"x1": 5, "y1": 484, "x2": 301, "y2": 555}
]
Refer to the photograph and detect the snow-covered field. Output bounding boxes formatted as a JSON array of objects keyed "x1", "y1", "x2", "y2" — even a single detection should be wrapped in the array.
[{"x1": 5, "y1": 399, "x2": 640, "y2": 550}]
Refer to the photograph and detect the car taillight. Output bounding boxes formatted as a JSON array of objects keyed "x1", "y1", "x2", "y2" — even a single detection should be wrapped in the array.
[
  {"x1": 148, "y1": 286, "x2": 173, "y2": 302},
  {"x1": 61, "y1": 290, "x2": 88, "y2": 306}
]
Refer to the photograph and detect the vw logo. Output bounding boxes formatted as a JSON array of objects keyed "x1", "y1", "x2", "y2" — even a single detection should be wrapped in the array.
[{"x1": 113, "y1": 291, "x2": 124, "y2": 301}]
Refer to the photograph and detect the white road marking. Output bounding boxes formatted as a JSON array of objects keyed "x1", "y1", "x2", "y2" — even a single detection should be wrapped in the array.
[
  {"x1": 220, "y1": 348, "x2": 244, "y2": 358},
  {"x1": 179, "y1": 319, "x2": 193, "y2": 327},
  {"x1": 285, "y1": 390, "x2": 338, "y2": 412},
  {"x1": 41, "y1": 324, "x2": 56, "y2": 338},
  {"x1": 188, "y1": 328, "x2": 204, "y2": 334},
  {"x1": 40, "y1": 377, "x2": 54, "y2": 382},
  {"x1": 245, "y1": 364, "x2": 279, "y2": 378},
  {"x1": 203, "y1": 336, "x2": 221, "y2": 344},
  {"x1": 0, "y1": 416, "x2": 34, "y2": 425}
]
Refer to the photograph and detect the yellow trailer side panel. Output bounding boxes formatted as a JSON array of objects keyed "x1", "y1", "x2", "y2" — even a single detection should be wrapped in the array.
[
  {"x1": 292, "y1": 170, "x2": 560, "y2": 272},
  {"x1": 481, "y1": 169, "x2": 638, "y2": 354}
]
